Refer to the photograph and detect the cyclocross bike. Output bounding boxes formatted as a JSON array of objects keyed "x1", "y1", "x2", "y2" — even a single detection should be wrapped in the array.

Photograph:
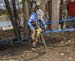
[
  {"x1": 31, "y1": 27, "x2": 47, "y2": 52},
  {"x1": 35, "y1": 28, "x2": 47, "y2": 51}
]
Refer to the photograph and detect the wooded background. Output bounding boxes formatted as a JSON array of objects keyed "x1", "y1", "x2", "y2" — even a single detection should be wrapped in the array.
[{"x1": 0, "y1": 0, "x2": 68, "y2": 40}]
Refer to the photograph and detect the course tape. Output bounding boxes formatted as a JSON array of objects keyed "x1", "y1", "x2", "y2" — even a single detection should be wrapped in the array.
[
  {"x1": 47, "y1": 17, "x2": 75, "y2": 24},
  {"x1": 43, "y1": 18, "x2": 75, "y2": 34},
  {"x1": 43, "y1": 28, "x2": 75, "y2": 34}
]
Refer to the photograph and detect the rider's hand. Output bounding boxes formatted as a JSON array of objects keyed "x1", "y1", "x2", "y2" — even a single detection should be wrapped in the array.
[
  {"x1": 31, "y1": 30, "x2": 35, "y2": 33},
  {"x1": 38, "y1": 27, "x2": 42, "y2": 32}
]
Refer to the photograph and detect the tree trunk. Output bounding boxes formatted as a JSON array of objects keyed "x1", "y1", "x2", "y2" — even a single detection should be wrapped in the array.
[
  {"x1": 12, "y1": 0, "x2": 22, "y2": 41},
  {"x1": 27, "y1": 0, "x2": 32, "y2": 15},
  {"x1": 4, "y1": 0, "x2": 22, "y2": 41},
  {"x1": 51, "y1": 0, "x2": 60, "y2": 30},
  {"x1": 22, "y1": 0, "x2": 29, "y2": 22},
  {"x1": 47, "y1": 0, "x2": 52, "y2": 30},
  {"x1": 12, "y1": 0, "x2": 20, "y2": 24},
  {"x1": 22, "y1": 0, "x2": 29, "y2": 29},
  {"x1": 22, "y1": 0, "x2": 30, "y2": 40}
]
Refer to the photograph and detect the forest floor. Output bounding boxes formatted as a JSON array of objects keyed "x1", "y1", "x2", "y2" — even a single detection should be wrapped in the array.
[{"x1": 0, "y1": 31, "x2": 75, "y2": 61}]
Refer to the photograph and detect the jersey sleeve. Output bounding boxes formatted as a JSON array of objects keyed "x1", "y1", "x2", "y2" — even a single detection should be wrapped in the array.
[
  {"x1": 27, "y1": 15, "x2": 35, "y2": 30},
  {"x1": 41, "y1": 18, "x2": 47, "y2": 29}
]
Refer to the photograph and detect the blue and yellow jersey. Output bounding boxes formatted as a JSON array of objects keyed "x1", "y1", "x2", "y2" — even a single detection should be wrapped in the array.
[{"x1": 27, "y1": 12, "x2": 47, "y2": 31}]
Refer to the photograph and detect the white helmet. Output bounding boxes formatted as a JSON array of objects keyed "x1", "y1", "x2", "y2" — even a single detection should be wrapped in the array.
[{"x1": 36, "y1": 9, "x2": 44, "y2": 17}]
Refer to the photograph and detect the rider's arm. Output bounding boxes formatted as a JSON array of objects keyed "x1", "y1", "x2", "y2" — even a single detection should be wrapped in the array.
[
  {"x1": 27, "y1": 15, "x2": 34, "y2": 31},
  {"x1": 41, "y1": 18, "x2": 47, "y2": 29}
]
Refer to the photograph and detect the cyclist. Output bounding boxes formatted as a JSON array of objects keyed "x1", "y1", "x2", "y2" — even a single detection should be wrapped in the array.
[{"x1": 27, "y1": 9, "x2": 47, "y2": 49}]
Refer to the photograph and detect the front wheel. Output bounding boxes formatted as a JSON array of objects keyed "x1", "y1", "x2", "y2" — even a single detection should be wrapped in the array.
[{"x1": 36, "y1": 33, "x2": 47, "y2": 53}]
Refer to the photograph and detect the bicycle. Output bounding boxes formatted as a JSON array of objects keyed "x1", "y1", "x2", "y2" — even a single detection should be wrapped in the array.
[{"x1": 31, "y1": 27, "x2": 47, "y2": 52}]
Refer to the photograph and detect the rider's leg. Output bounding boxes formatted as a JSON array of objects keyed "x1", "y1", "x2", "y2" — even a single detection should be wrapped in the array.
[{"x1": 32, "y1": 30, "x2": 36, "y2": 48}]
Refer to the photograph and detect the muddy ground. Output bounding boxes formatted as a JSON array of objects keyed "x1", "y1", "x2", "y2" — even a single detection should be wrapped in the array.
[{"x1": 0, "y1": 31, "x2": 75, "y2": 61}]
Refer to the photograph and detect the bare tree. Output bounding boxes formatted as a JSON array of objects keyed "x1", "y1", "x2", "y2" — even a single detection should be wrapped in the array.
[
  {"x1": 22, "y1": 0, "x2": 29, "y2": 27},
  {"x1": 4, "y1": 0, "x2": 22, "y2": 41}
]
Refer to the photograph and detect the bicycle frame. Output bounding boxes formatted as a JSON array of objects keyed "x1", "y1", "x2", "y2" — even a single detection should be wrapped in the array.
[
  {"x1": 35, "y1": 28, "x2": 47, "y2": 52},
  {"x1": 36, "y1": 28, "x2": 41, "y2": 37}
]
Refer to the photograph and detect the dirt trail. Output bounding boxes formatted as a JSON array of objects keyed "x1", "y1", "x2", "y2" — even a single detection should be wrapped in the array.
[
  {"x1": 0, "y1": 44, "x2": 75, "y2": 61},
  {"x1": 0, "y1": 32, "x2": 75, "y2": 61}
]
